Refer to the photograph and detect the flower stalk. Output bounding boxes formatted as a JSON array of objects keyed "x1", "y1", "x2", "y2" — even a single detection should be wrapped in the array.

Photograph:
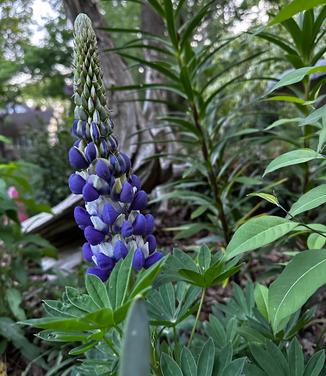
[{"x1": 68, "y1": 14, "x2": 163, "y2": 281}]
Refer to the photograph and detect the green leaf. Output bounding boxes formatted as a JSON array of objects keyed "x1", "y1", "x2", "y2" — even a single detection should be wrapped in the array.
[
  {"x1": 225, "y1": 216, "x2": 298, "y2": 260},
  {"x1": 180, "y1": 347, "x2": 197, "y2": 376},
  {"x1": 197, "y1": 245, "x2": 211, "y2": 271},
  {"x1": 69, "y1": 341, "x2": 97, "y2": 356},
  {"x1": 85, "y1": 274, "x2": 111, "y2": 309},
  {"x1": 269, "y1": 0, "x2": 326, "y2": 25},
  {"x1": 263, "y1": 149, "x2": 323, "y2": 176},
  {"x1": 163, "y1": 0, "x2": 178, "y2": 48},
  {"x1": 0, "y1": 317, "x2": 40, "y2": 361},
  {"x1": 65, "y1": 287, "x2": 98, "y2": 313},
  {"x1": 265, "y1": 117, "x2": 302, "y2": 130},
  {"x1": 83, "y1": 308, "x2": 114, "y2": 328},
  {"x1": 299, "y1": 105, "x2": 326, "y2": 127},
  {"x1": 269, "y1": 249, "x2": 326, "y2": 332},
  {"x1": 21, "y1": 317, "x2": 95, "y2": 331},
  {"x1": 161, "y1": 353, "x2": 183, "y2": 376},
  {"x1": 288, "y1": 184, "x2": 326, "y2": 217},
  {"x1": 269, "y1": 66, "x2": 326, "y2": 92},
  {"x1": 249, "y1": 342, "x2": 289, "y2": 376},
  {"x1": 5, "y1": 288, "x2": 26, "y2": 321},
  {"x1": 130, "y1": 257, "x2": 164, "y2": 298},
  {"x1": 223, "y1": 358, "x2": 246, "y2": 376},
  {"x1": 288, "y1": 338, "x2": 304, "y2": 376},
  {"x1": 179, "y1": 269, "x2": 204, "y2": 286},
  {"x1": 266, "y1": 95, "x2": 306, "y2": 104},
  {"x1": 303, "y1": 350, "x2": 325, "y2": 376},
  {"x1": 247, "y1": 192, "x2": 279, "y2": 206},
  {"x1": 254, "y1": 284, "x2": 269, "y2": 321},
  {"x1": 119, "y1": 299, "x2": 150, "y2": 376},
  {"x1": 115, "y1": 251, "x2": 134, "y2": 308},
  {"x1": 197, "y1": 337, "x2": 215, "y2": 376},
  {"x1": 307, "y1": 233, "x2": 326, "y2": 250}
]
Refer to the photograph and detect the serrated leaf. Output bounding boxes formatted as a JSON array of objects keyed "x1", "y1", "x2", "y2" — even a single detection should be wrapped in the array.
[
  {"x1": 225, "y1": 216, "x2": 298, "y2": 260},
  {"x1": 263, "y1": 149, "x2": 323, "y2": 176},
  {"x1": 269, "y1": 249, "x2": 326, "y2": 332},
  {"x1": 288, "y1": 184, "x2": 326, "y2": 217}
]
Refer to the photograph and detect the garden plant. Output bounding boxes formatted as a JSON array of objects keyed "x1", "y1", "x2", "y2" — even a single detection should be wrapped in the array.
[{"x1": 0, "y1": 0, "x2": 325, "y2": 375}]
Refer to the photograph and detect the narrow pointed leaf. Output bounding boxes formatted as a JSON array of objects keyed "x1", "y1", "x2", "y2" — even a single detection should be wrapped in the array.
[
  {"x1": 119, "y1": 299, "x2": 150, "y2": 376},
  {"x1": 269, "y1": 0, "x2": 326, "y2": 25},
  {"x1": 263, "y1": 149, "x2": 323, "y2": 176}
]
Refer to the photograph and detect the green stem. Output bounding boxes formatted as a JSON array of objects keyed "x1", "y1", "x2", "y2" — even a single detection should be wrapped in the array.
[
  {"x1": 190, "y1": 104, "x2": 230, "y2": 244},
  {"x1": 188, "y1": 288, "x2": 206, "y2": 347},
  {"x1": 279, "y1": 205, "x2": 326, "y2": 239},
  {"x1": 103, "y1": 336, "x2": 119, "y2": 357}
]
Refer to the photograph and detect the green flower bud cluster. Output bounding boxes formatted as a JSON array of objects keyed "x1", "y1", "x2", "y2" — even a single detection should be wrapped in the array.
[{"x1": 73, "y1": 13, "x2": 113, "y2": 140}]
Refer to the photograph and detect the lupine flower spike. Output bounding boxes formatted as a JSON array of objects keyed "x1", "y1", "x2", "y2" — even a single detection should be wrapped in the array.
[{"x1": 68, "y1": 14, "x2": 163, "y2": 281}]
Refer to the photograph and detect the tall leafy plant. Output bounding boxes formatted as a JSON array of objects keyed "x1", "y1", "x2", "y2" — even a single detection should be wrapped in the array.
[
  {"x1": 104, "y1": 0, "x2": 267, "y2": 244},
  {"x1": 226, "y1": 3, "x2": 326, "y2": 335}
]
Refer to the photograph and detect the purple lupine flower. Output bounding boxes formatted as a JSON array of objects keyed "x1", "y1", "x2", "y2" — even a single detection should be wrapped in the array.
[
  {"x1": 68, "y1": 14, "x2": 163, "y2": 281},
  {"x1": 68, "y1": 173, "x2": 86, "y2": 194}
]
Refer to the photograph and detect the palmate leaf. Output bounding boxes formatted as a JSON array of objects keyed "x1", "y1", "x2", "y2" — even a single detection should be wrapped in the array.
[
  {"x1": 225, "y1": 216, "x2": 299, "y2": 260},
  {"x1": 263, "y1": 149, "x2": 324, "y2": 176},
  {"x1": 146, "y1": 282, "x2": 200, "y2": 326},
  {"x1": 268, "y1": 249, "x2": 326, "y2": 333}
]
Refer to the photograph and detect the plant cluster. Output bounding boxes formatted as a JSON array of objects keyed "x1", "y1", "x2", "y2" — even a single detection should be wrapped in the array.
[
  {"x1": 0, "y1": 162, "x2": 57, "y2": 361},
  {"x1": 20, "y1": 1, "x2": 326, "y2": 375}
]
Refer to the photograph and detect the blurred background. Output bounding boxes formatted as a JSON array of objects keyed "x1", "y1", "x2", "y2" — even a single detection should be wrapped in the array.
[{"x1": 0, "y1": 0, "x2": 283, "y2": 207}]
